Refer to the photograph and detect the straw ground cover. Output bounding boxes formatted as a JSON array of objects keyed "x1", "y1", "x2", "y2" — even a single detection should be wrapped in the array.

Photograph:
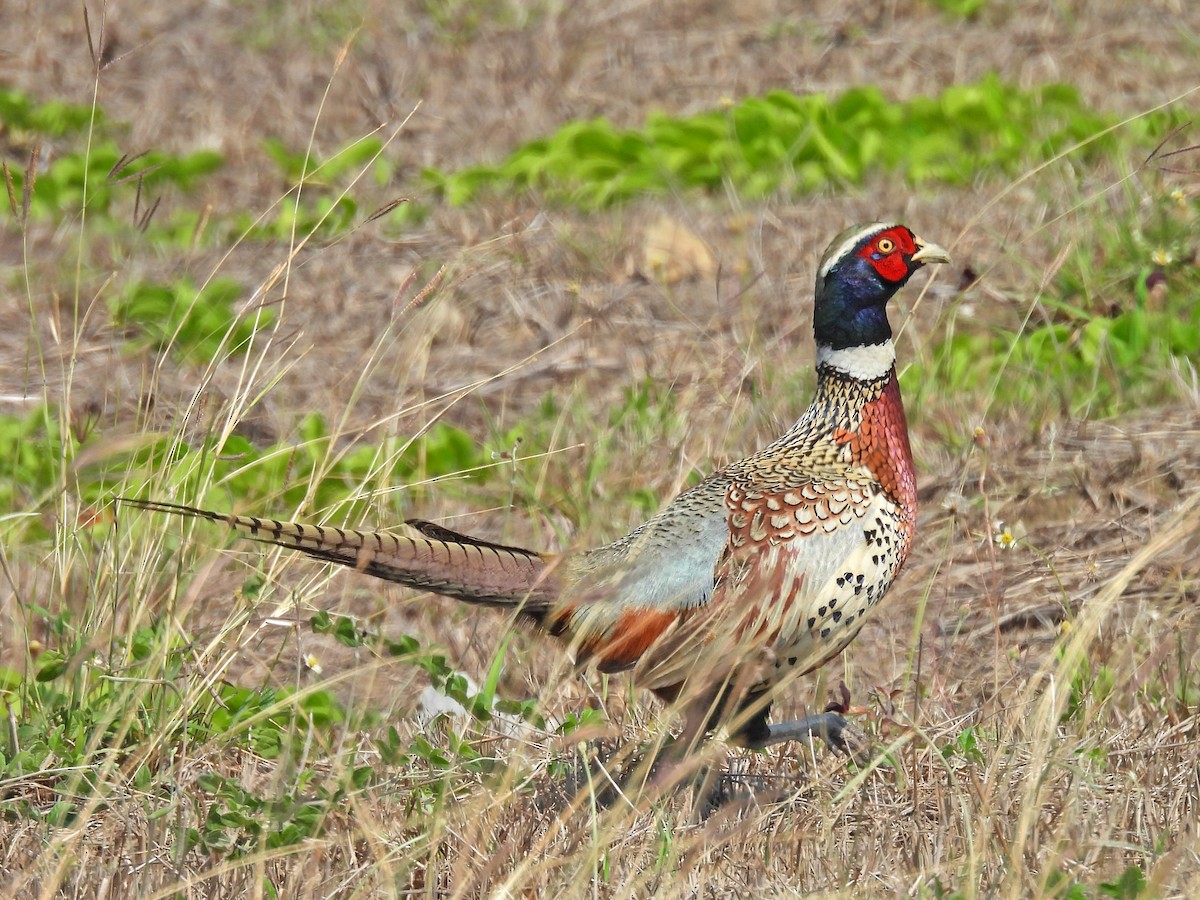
[{"x1": 2, "y1": 0, "x2": 1199, "y2": 896}]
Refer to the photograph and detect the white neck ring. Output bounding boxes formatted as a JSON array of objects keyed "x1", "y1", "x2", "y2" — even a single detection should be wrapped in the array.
[{"x1": 816, "y1": 342, "x2": 896, "y2": 380}]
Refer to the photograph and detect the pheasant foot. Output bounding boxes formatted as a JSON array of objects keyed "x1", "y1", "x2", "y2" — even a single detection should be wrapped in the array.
[{"x1": 744, "y1": 686, "x2": 872, "y2": 763}]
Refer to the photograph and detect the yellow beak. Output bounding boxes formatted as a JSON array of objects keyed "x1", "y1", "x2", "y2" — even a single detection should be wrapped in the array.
[{"x1": 911, "y1": 237, "x2": 952, "y2": 266}]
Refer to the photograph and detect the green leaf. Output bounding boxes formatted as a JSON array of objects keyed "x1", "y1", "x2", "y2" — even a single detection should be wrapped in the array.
[{"x1": 34, "y1": 651, "x2": 68, "y2": 682}]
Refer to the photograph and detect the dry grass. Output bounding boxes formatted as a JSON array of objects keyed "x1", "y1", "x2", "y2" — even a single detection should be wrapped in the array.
[{"x1": 2, "y1": 0, "x2": 1200, "y2": 896}]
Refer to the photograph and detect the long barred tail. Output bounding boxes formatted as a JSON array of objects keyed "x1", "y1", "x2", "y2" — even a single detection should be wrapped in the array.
[{"x1": 119, "y1": 498, "x2": 561, "y2": 610}]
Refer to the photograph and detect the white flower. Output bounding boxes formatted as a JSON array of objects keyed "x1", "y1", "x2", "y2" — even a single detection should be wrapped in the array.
[{"x1": 991, "y1": 518, "x2": 1025, "y2": 550}]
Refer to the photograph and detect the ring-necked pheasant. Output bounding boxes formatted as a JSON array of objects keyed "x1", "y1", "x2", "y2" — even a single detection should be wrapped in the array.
[{"x1": 124, "y1": 223, "x2": 949, "y2": 757}]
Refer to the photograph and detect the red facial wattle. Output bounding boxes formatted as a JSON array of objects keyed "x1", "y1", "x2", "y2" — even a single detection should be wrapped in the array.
[{"x1": 856, "y1": 226, "x2": 918, "y2": 283}]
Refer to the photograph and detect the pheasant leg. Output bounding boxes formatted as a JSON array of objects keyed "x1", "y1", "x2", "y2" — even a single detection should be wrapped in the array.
[{"x1": 746, "y1": 710, "x2": 870, "y2": 762}]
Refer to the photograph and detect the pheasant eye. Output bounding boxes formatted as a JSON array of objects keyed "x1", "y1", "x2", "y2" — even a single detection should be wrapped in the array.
[{"x1": 876, "y1": 238, "x2": 895, "y2": 254}]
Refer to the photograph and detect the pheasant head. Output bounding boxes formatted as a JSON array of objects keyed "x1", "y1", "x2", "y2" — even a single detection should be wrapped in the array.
[{"x1": 813, "y1": 223, "x2": 951, "y2": 357}]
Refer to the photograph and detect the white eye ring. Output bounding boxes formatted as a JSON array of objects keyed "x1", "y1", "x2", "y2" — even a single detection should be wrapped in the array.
[{"x1": 876, "y1": 238, "x2": 895, "y2": 253}]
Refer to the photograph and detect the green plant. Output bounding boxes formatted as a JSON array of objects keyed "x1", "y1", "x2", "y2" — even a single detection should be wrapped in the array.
[
  {"x1": 1043, "y1": 869, "x2": 1089, "y2": 900},
  {"x1": 0, "y1": 400, "x2": 497, "y2": 537},
  {"x1": 425, "y1": 75, "x2": 1184, "y2": 208},
  {"x1": 183, "y1": 770, "x2": 334, "y2": 858},
  {"x1": 310, "y1": 611, "x2": 541, "y2": 727},
  {"x1": 0, "y1": 87, "x2": 223, "y2": 256},
  {"x1": 928, "y1": 0, "x2": 986, "y2": 18},
  {"x1": 422, "y1": 0, "x2": 548, "y2": 43},
  {"x1": 1061, "y1": 654, "x2": 1116, "y2": 723},
  {"x1": 923, "y1": 876, "x2": 967, "y2": 900},
  {"x1": 2, "y1": 619, "x2": 198, "y2": 781},
  {"x1": 940, "y1": 726, "x2": 986, "y2": 766},
  {"x1": 0, "y1": 88, "x2": 96, "y2": 138},
  {"x1": 1100, "y1": 866, "x2": 1152, "y2": 900},
  {"x1": 108, "y1": 276, "x2": 271, "y2": 363},
  {"x1": 5, "y1": 139, "x2": 222, "y2": 223},
  {"x1": 231, "y1": 135, "x2": 425, "y2": 242},
  {"x1": 906, "y1": 183, "x2": 1199, "y2": 417},
  {"x1": 0, "y1": 87, "x2": 420, "y2": 250}
]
